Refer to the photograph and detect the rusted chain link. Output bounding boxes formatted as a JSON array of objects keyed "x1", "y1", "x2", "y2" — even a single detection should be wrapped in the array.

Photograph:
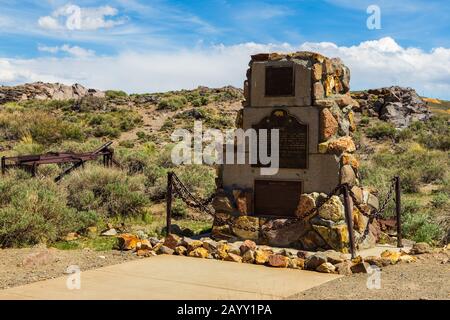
[{"x1": 171, "y1": 173, "x2": 215, "y2": 215}]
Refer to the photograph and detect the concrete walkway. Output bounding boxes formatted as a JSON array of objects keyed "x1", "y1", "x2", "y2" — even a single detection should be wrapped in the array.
[{"x1": 0, "y1": 255, "x2": 341, "y2": 300}]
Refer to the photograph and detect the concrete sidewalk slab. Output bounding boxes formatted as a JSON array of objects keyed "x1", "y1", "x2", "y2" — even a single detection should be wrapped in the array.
[{"x1": 0, "y1": 255, "x2": 341, "y2": 300}]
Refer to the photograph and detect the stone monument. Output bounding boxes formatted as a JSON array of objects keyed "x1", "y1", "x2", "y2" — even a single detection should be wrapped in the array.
[{"x1": 211, "y1": 52, "x2": 380, "y2": 253}]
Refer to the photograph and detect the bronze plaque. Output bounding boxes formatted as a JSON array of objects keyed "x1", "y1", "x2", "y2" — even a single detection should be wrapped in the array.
[
  {"x1": 265, "y1": 66, "x2": 294, "y2": 97},
  {"x1": 254, "y1": 180, "x2": 302, "y2": 217},
  {"x1": 253, "y1": 109, "x2": 308, "y2": 169}
]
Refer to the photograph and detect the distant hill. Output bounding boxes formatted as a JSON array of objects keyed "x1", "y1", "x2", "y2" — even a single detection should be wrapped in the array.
[{"x1": 422, "y1": 97, "x2": 450, "y2": 116}]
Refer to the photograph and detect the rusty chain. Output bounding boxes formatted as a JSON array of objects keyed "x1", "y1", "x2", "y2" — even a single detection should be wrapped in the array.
[{"x1": 171, "y1": 173, "x2": 215, "y2": 215}]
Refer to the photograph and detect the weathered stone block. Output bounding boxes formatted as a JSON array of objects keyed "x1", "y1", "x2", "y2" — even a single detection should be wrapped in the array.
[
  {"x1": 295, "y1": 193, "x2": 316, "y2": 218},
  {"x1": 318, "y1": 195, "x2": 344, "y2": 222},
  {"x1": 340, "y1": 164, "x2": 357, "y2": 185},
  {"x1": 231, "y1": 216, "x2": 259, "y2": 240},
  {"x1": 320, "y1": 108, "x2": 338, "y2": 141},
  {"x1": 313, "y1": 63, "x2": 323, "y2": 81},
  {"x1": 313, "y1": 82, "x2": 325, "y2": 99}
]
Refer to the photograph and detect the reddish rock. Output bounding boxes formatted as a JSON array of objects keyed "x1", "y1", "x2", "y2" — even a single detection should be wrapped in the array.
[
  {"x1": 334, "y1": 260, "x2": 353, "y2": 275},
  {"x1": 163, "y1": 234, "x2": 181, "y2": 249},
  {"x1": 240, "y1": 240, "x2": 257, "y2": 254},
  {"x1": 22, "y1": 250, "x2": 55, "y2": 267},
  {"x1": 268, "y1": 254, "x2": 289, "y2": 268},
  {"x1": 320, "y1": 108, "x2": 338, "y2": 141}
]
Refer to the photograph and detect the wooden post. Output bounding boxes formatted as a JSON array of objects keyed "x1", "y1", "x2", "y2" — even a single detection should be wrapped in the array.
[
  {"x1": 166, "y1": 171, "x2": 173, "y2": 235},
  {"x1": 395, "y1": 176, "x2": 403, "y2": 248},
  {"x1": 342, "y1": 184, "x2": 356, "y2": 259},
  {"x1": 1, "y1": 156, "x2": 5, "y2": 175}
]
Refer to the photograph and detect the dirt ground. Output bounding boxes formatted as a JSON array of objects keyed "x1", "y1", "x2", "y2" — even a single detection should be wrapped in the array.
[
  {"x1": 290, "y1": 251, "x2": 450, "y2": 300},
  {"x1": 0, "y1": 246, "x2": 138, "y2": 290}
]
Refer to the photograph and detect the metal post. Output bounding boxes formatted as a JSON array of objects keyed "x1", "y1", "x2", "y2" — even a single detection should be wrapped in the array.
[
  {"x1": 166, "y1": 171, "x2": 173, "y2": 235},
  {"x1": 1, "y1": 156, "x2": 5, "y2": 175},
  {"x1": 31, "y1": 162, "x2": 37, "y2": 177},
  {"x1": 342, "y1": 184, "x2": 356, "y2": 259},
  {"x1": 395, "y1": 176, "x2": 403, "y2": 248}
]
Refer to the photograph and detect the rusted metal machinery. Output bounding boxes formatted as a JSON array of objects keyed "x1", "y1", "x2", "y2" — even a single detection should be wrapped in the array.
[{"x1": 1, "y1": 142, "x2": 115, "y2": 182}]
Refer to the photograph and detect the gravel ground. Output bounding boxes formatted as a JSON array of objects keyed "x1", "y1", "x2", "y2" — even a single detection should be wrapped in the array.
[
  {"x1": 0, "y1": 246, "x2": 138, "y2": 290},
  {"x1": 289, "y1": 251, "x2": 450, "y2": 300}
]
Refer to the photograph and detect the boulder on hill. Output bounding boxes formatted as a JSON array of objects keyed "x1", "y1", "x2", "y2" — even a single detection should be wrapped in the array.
[
  {"x1": 0, "y1": 82, "x2": 105, "y2": 104},
  {"x1": 351, "y1": 86, "x2": 431, "y2": 128}
]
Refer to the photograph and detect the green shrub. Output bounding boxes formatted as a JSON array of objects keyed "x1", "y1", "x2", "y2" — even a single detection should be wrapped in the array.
[
  {"x1": 360, "y1": 116, "x2": 370, "y2": 125},
  {"x1": 157, "y1": 96, "x2": 187, "y2": 111},
  {"x1": 105, "y1": 90, "x2": 128, "y2": 99},
  {"x1": 431, "y1": 192, "x2": 449, "y2": 208},
  {"x1": 398, "y1": 198, "x2": 442, "y2": 244},
  {"x1": 63, "y1": 165, "x2": 149, "y2": 217},
  {"x1": 0, "y1": 176, "x2": 98, "y2": 247},
  {"x1": 175, "y1": 164, "x2": 216, "y2": 199},
  {"x1": 118, "y1": 140, "x2": 135, "y2": 148},
  {"x1": 403, "y1": 211, "x2": 442, "y2": 244},
  {"x1": 366, "y1": 122, "x2": 397, "y2": 140},
  {"x1": 172, "y1": 198, "x2": 188, "y2": 218}
]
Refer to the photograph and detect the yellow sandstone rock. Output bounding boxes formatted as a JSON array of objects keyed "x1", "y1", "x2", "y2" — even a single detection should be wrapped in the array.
[
  {"x1": 380, "y1": 250, "x2": 402, "y2": 264},
  {"x1": 254, "y1": 249, "x2": 270, "y2": 265},
  {"x1": 188, "y1": 247, "x2": 209, "y2": 258}
]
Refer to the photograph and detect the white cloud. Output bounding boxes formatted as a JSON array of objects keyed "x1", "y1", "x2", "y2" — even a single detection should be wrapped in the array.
[
  {"x1": 38, "y1": 4, "x2": 125, "y2": 31},
  {"x1": 2, "y1": 37, "x2": 450, "y2": 99},
  {"x1": 37, "y1": 16, "x2": 61, "y2": 30},
  {"x1": 38, "y1": 44, "x2": 95, "y2": 58}
]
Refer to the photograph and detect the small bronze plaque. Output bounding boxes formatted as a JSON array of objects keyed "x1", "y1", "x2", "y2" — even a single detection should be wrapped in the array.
[
  {"x1": 254, "y1": 180, "x2": 302, "y2": 217},
  {"x1": 253, "y1": 109, "x2": 308, "y2": 169},
  {"x1": 265, "y1": 66, "x2": 294, "y2": 97}
]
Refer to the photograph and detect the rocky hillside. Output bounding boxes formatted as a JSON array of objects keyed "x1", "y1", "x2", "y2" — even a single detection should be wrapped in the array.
[
  {"x1": 351, "y1": 86, "x2": 431, "y2": 128},
  {"x1": 0, "y1": 82, "x2": 105, "y2": 104}
]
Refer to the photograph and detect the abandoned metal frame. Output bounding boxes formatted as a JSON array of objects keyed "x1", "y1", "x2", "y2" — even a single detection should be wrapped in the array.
[
  {"x1": 1, "y1": 142, "x2": 115, "y2": 182},
  {"x1": 165, "y1": 172, "x2": 403, "y2": 259}
]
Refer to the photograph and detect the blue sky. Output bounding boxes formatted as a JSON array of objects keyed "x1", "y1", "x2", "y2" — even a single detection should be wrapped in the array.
[{"x1": 1, "y1": 0, "x2": 450, "y2": 98}]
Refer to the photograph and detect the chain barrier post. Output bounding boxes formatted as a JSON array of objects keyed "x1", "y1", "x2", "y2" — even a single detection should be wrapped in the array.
[
  {"x1": 166, "y1": 171, "x2": 174, "y2": 235},
  {"x1": 395, "y1": 176, "x2": 403, "y2": 248},
  {"x1": 342, "y1": 184, "x2": 356, "y2": 259}
]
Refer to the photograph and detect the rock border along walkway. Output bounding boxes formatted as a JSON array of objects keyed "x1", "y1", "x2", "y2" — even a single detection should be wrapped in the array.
[{"x1": 115, "y1": 233, "x2": 420, "y2": 276}]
